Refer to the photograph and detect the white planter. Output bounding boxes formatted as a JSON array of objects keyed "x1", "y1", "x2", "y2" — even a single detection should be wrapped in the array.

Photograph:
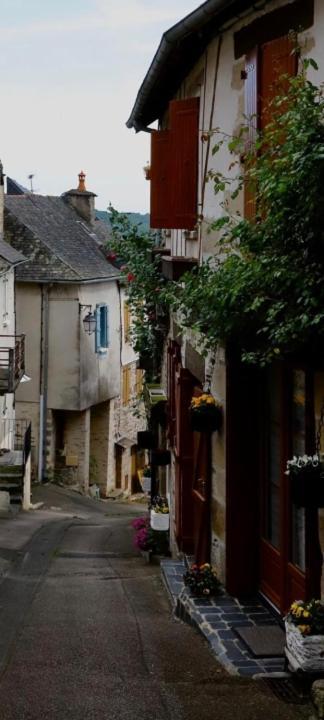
[
  {"x1": 150, "y1": 509, "x2": 169, "y2": 531},
  {"x1": 141, "y1": 476, "x2": 151, "y2": 493},
  {"x1": 285, "y1": 620, "x2": 324, "y2": 672}
]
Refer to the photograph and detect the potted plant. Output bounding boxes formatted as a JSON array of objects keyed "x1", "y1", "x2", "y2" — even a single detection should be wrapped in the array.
[
  {"x1": 183, "y1": 563, "x2": 221, "y2": 598},
  {"x1": 190, "y1": 393, "x2": 222, "y2": 432},
  {"x1": 285, "y1": 454, "x2": 324, "y2": 508},
  {"x1": 150, "y1": 496, "x2": 170, "y2": 531},
  {"x1": 285, "y1": 599, "x2": 324, "y2": 672},
  {"x1": 131, "y1": 516, "x2": 169, "y2": 559}
]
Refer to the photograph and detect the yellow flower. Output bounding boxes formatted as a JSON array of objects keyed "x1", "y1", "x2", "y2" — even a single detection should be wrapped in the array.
[{"x1": 298, "y1": 625, "x2": 311, "y2": 635}]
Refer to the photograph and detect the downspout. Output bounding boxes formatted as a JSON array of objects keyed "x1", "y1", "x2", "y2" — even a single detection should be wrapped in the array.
[{"x1": 38, "y1": 284, "x2": 50, "y2": 482}]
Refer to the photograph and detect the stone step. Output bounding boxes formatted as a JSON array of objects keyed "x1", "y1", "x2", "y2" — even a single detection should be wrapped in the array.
[{"x1": 0, "y1": 467, "x2": 24, "y2": 477}]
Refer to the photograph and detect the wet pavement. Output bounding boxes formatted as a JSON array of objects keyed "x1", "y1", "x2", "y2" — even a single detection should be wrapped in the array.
[{"x1": 0, "y1": 485, "x2": 310, "y2": 719}]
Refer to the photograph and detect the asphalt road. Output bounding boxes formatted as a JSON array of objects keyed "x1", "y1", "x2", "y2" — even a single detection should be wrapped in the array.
[{"x1": 0, "y1": 486, "x2": 309, "y2": 719}]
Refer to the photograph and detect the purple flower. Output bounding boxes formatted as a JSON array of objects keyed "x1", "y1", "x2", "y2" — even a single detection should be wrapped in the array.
[{"x1": 131, "y1": 516, "x2": 149, "y2": 530}]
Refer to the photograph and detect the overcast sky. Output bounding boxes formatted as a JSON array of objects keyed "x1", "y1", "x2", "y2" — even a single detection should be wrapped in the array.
[{"x1": 0, "y1": 0, "x2": 200, "y2": 213}]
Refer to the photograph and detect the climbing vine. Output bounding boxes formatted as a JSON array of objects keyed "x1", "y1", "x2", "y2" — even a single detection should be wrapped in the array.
[{"x1": 106, "y1": 206, "x2": 168, "y2": 378}]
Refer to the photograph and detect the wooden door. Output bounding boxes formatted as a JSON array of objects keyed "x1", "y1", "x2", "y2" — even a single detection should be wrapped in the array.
[
  {"x1": 192, "y1": 429, "x2": 211, "y2": 564},
  {"x1": 115, "y1": 445, "x2": 122, "y2": 489},
  {"x1": 260, "y1": 364, "x2": 321, "y2": 612},
  {"x1": 174, "y1": 366, "x2": 195, "y2": 553}
]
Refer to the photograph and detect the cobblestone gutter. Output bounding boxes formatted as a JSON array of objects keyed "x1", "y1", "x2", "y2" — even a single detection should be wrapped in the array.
[{"x1": 161, "y1": 558, "x2": 286, "y2": 677}]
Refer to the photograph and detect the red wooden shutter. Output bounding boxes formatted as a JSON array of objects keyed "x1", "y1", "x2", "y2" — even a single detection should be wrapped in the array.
[
  {"x1": 170, "y1": 98, "x2": 200, "y2": 230},
  {"x1": 150, "y1": 98, "x2": 199, "y2": 230},
  {"x1": 260, "y1": 36, "x2": 297, "y2": 130},
  {"x1": 244, "y1": 47, "x2": 259, "y2": 220},
  {"x1": 244, "y1": 37, "x2": 297, "y2": 220},
  {"x1": 150, "y1": 129, "x2": 174, "y2": 229}
]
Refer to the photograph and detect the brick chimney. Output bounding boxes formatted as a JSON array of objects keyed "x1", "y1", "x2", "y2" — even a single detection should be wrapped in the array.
[{"x1": 62, "y1": 171, "x2": 97, "y2": 225}]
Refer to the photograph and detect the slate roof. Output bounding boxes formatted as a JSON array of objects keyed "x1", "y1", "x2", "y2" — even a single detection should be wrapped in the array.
[
  {"x1": 4, "y1": 194, "x2": 119, "y2": 283},
  {"x1": 6, "y1": 177, "x2": 30, "y2": 195},
  {"x1": 0, "y1": 238, "x2": 26, "y2": 266}
]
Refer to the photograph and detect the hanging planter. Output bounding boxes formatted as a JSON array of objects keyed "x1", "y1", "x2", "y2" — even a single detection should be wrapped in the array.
[
  {"x1": 151, "y1": 449, "x2": 171, "y2": 466},
  {"x1": 189, "y1": 393, "x2": 222, "y2": 433},
  {"x1": 285, "y1": 455, "x2": 324, "y2": 508},
  {"x1": 137, "y1": 431, "x2": 156, "y2": 450}
]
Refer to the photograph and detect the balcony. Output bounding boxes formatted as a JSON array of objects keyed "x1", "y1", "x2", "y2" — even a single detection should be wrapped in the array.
[
  {"x1": 161, "y1": 256, "x2": 198, "y2": 281},
  {"x1": 0, "y1": 335, "x2": 25, "y2": 394}
]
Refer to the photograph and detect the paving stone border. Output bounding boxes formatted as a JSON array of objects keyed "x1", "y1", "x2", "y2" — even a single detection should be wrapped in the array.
[{"x1": 160, "y1": 558, "x2": 286, "y2": 677}]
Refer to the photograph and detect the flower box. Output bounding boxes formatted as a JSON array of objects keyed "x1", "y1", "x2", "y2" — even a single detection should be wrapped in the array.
[
  {"x1": 161, "y1": 256, "x2": 198, "y2": 282},
  {"x1": 150, "y1": 509, "x2": 170, "y2": 531},
  {"x1": 285, "y1": 620, "x2": 324, "y2": 673}
]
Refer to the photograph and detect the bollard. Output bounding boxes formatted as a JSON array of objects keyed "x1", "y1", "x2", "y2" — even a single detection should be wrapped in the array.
[{"x1": 312, "y1": 680, "x2": 324, "y2": 719}]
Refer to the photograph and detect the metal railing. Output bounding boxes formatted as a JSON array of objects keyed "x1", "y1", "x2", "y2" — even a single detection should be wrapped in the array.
[
  {"x1": 0, "y1": 418, "x2": 32, "y2": 452},
  {"x1": 0, "y1": 335, "x2": 25, "y2": 393}
]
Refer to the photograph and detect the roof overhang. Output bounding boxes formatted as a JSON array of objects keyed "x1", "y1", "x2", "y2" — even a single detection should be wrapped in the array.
[{"x1": 126, "y1": 0, "x2": 262, "y2": 131}]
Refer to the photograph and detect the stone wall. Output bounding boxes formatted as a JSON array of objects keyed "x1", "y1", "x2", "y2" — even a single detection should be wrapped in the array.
[
  {"x1": 108, "y1": 361, "x2": 146, "y2": 494},
  {"x1": 63, "y1": 409, "x2": 90, "y2": 492},
  {"x1": 90, "y1": 401, "x2": 110, "y2": 494}
]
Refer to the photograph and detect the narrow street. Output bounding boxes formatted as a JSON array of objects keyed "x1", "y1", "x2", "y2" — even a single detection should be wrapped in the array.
[{"x1": 0, "y1": 487, "x2": 309, "y2": 720}]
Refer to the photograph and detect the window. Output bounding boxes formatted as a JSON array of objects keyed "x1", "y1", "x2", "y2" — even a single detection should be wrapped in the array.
[
  {"x1": 123, "y1": 302, "x2": 131, "y2": 343},
  {"x1": 122, "y1": 366, "x2": 131, "y2": 405},
  {"x1": 95, "y1": 304, "x2": 109, "y2": 353}
]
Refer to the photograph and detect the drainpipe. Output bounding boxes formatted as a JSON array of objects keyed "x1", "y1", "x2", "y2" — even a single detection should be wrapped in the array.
[{"x1": 38, "y1": 284, "x2": 50, "y2": 482}]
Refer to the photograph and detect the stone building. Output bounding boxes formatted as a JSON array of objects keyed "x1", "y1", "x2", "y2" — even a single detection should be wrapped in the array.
[
  {"x1": 127, "y1": 0, "x2": 324, "y2": 616},
  {"x1": 4, "y1": 172, "x2": 123, "y2": 495}
]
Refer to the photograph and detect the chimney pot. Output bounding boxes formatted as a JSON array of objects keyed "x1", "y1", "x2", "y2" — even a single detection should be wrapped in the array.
[
  {"x1": 62, "y1": 171, "x2": 97, "y2": 225},
  {"x1": 78, "y1": 170, "x2": 86, "y2": 192}
]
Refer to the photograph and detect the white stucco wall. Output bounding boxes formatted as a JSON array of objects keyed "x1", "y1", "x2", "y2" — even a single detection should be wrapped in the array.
[
  {"x1": 16, "y1": 280, "x2": 120, "y2": 413},
  {"x1": 0, "y1": 267, "x2": 18, "y2": 443}
]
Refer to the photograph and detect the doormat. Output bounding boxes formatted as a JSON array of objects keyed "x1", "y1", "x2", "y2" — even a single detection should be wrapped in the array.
[{"x1": 234, "y1": 625, "x2": 285, "y2": 657}]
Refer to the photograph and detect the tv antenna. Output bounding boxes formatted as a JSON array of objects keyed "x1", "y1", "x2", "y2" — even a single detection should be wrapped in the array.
[{"x1": 28, "y1": 174, "x2": 35, "y2": 193}]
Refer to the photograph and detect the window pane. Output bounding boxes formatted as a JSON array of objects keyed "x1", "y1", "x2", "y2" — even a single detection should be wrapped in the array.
[
  {"x1": 100, "y1": 306, "x2": 107, "y2": 348},
  {"x1": 290, "y1": 369, "x2": 306, "y2": 572},
  {"x1": 264, "y1": 365, "x2": 281, "y2": 548}
]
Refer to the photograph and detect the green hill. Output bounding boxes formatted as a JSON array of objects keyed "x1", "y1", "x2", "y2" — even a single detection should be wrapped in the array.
[{"x1": 96, "y1": 210, "x2": 150, "y2": 231}]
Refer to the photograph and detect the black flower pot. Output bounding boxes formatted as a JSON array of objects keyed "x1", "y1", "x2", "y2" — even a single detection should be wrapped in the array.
[
  {"x1": 137, "y1": 431, "x2": 156, "y2": 450},
  {"x1": 290, "y1": 466, "x2": 324, "y2": 508},
  {"x1": 151, "y1": 449, "x2": 171, "y2": 466},
  {"x1": 190, "y1": 405, "x2": 222, "y2": 433},
  {"x1": 150, "y1": 401, "x2": 167, "y2": 428},
  {"x1": 137, "y1": 353, "x2": 153, "y2": 371}
]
